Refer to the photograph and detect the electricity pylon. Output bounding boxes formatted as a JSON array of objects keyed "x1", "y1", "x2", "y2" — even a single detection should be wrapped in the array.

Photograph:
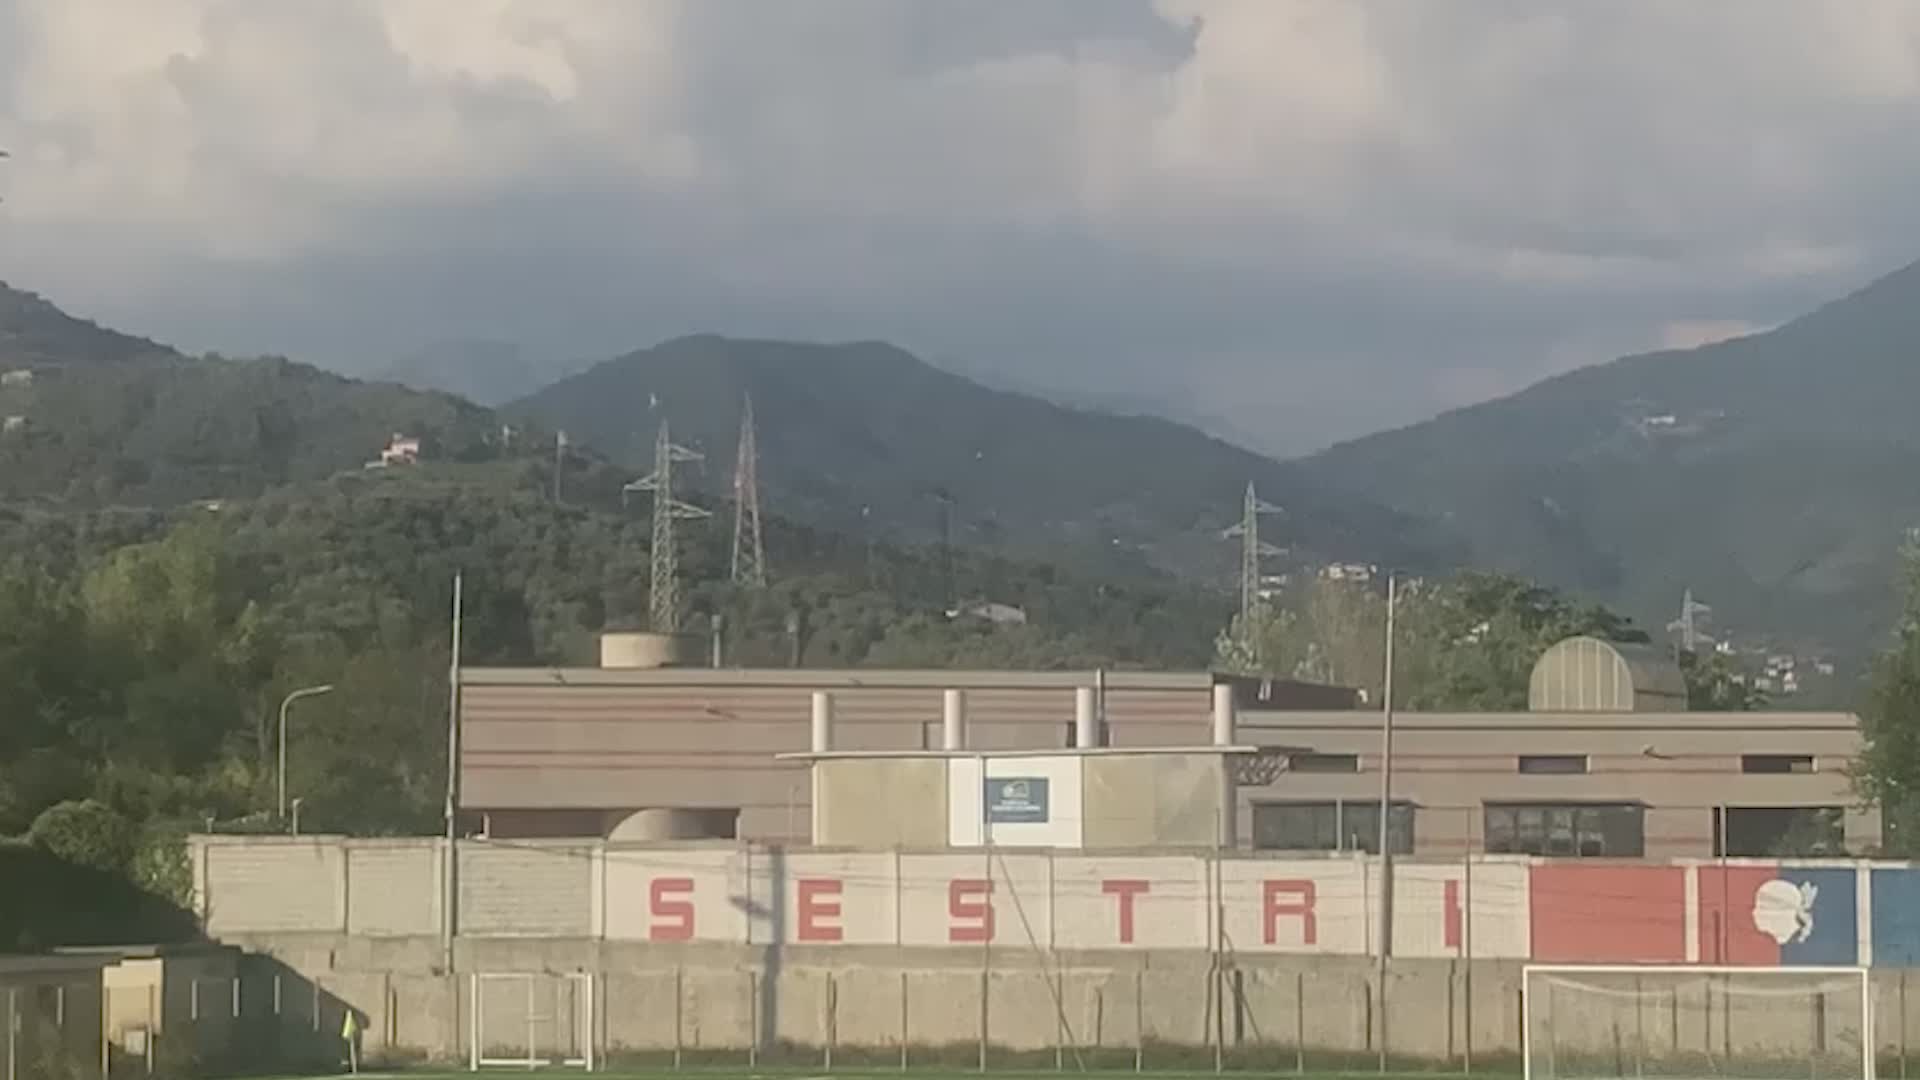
[
  {"x1": 730, "y1": 395, "x2": 768, "y2": 588},
  {"x1": 625, "y1": 421, "x2": 707, "y2": 633},
  {"x1": 1222, "y1": 481, "x2": 1285, "y2": 629}
]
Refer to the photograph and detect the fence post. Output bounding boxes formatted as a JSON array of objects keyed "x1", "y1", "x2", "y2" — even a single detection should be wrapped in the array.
[
  {"x1": 748, "y1": 971, "x2": 758, "y2": 1070},
  {"x1": 1295, "y1": 971, "x2": 1305, "y2": 1075},
  {"x1": 1055, "y1": 967, "x2": 1065, "y2": 1072},
  {"x1": 1901, "y1": 970, "x2": 1909, "y2": 1080},
  {"x1": 1134, "y1": 968, "x2": 1144, "y2": 1073},
  {"x1": 672, "y1": 967, "x2": 682, "y2": 1071},
  {"x1": 7, "y1": 987, "x2": 17, "y2": 1080},
  {"x1": 900, "y1": 971, "x2": 909, "y2": 1071},
  {"x1": 1463, "y1": 811, "x2": 1474, "y2": 1075},
  {"x1": 823, "y1": 971, "x2": 835, "y2": 1072}
]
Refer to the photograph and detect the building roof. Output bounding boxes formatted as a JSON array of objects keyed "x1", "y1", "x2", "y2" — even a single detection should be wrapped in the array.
[
  {"x1": 777, "y1": 745, "x2": 1263, "y2": 761},
  {"x1": 461, "y1": 667, "x2": 1218, "y2": 691},
  {"x1": 1238, "y1": 708, "x2": 1859, "y2": 736}
]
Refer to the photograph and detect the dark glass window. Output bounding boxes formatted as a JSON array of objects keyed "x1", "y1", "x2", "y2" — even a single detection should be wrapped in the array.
[
  {"x1": 1485, "y1": 803, "x2": 1643, "y2": 857},
  {"x1": 1253, "y1": 800, "x2": 1414, "y2": 854}
]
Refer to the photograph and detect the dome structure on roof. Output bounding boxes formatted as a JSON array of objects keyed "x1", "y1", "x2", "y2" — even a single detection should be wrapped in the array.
[{"x1": 1528, "y1": 635, "x2": 1689, "y2": 713}]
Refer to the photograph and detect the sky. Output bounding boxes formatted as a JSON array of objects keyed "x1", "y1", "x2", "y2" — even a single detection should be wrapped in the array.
[{"x1": 3, "y1": 1, "x2": 1920, "y2": 456}]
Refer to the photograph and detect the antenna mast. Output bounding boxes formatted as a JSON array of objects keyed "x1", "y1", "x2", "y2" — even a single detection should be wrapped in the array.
[
  {"x1": 625, "y1": 420, "x2": 708, "y2": 632},
  {"x1": 730, "y1": 394, "x2": 768, "y2": 588}
]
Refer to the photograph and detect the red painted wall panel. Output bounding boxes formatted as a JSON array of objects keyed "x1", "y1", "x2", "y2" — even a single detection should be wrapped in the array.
[{"x1": 1531, "y1": 864, "x2": 1687, "y2": 962}]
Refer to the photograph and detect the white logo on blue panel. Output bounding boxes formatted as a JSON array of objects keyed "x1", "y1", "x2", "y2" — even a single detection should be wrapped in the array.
[
  {"x1": 1752, "y1": 878, "x2": 1817, "y2": 945},
  {"x1": 984, "y1": 776, "x2": 1050, "y2": 823}
]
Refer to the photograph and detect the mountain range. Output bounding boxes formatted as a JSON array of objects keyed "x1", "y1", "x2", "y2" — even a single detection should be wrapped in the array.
[
  {"x1": 506, "y1": 334, "x2": 1453, "y2": 582},
  {"x1": 7, "y1": 252, "x2": 1920, "y2": 664},
  {"x1": 1298, "y1": 261, "x2": 1920, "y2": 658}
]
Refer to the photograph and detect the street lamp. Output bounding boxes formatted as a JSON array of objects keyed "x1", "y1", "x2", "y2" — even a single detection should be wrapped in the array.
[
  {"x1": 277, "y1": 684, "x2": 335, "y2": 822},
  {"x1": 1376, "y1": 571, "x2": 1399, "y2": 1072}
]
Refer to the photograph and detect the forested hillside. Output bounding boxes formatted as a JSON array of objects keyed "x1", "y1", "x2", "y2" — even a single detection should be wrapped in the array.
[
  {"x1": 509, "y1": 334, "x2": 1459, "y2": 582},
  {"x1": 0, "y1": 461, "x2": 1233, "y2": 850},
  {"x1": 1300, "y1": 259, "x2": 1920, "y2": 658},
  {"x1": 0, "y1": 283, "x2": 506, "y2": 506}
]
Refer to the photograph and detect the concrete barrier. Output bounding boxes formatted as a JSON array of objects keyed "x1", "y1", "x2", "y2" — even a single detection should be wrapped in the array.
[
  {"x1": 182, "y1": 933, "x2": 1920, "y2": 1071},
  {"x1": 191, "y1": 837, "x2": 1920, "y2": 967}
]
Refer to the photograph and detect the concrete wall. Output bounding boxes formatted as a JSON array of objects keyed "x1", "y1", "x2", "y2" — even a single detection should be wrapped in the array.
[
  {"x1": 194, "y1": 936, "x2": 1920, "y2": 1070},
  {"x1": 194, "y1": 836, "x2": 1920, "y2": 967},
  {"x1": 815, "y1": 759, "x2": 950, "y2": 848},
  {"x1": 183, "y1": 836, "x2": 1920, "y2": 1067}
]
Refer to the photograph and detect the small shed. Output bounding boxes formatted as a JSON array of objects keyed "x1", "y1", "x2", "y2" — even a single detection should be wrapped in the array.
[{"x1": 1527, "y1": 635, "x2": 1689, "y2": 713}]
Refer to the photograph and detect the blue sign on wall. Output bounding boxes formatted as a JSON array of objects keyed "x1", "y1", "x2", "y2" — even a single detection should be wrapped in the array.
[
  {"x1": 1872, "y1": 868, "x2": 1920, "y2": 966},
  {"x1": 984, "y1": 777, "x2": 1050, "y2": 823},
  {"x1": 1775, "y1": 866, "x2": 1858, "y2": 966}
]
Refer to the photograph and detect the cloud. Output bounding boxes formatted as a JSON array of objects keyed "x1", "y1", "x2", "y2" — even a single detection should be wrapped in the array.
[{"x1": 1, "y1": 0, "x2": 1919, "y2": 453}]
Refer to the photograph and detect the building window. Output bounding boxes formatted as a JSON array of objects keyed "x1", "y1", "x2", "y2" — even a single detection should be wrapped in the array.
[
  {"x1": 1742, "y1": 754, "x2": 1816, "y2": 774},
  {"x1": 1714, "y1": 806, "x2": 1844, "y2": 856},
  {"x1": 1286, "y1": 752, "x2": 1361, "y2": 773},
  {"x1": 1253, "y1": 800, "x2": 1413, "y2": 854},
  {"x1": 1518, "y1": 754, "x2": 1589, "y2": 775},
  {"x1": 1485, "y1": 803, "x2": 1644, "y2": 857}
]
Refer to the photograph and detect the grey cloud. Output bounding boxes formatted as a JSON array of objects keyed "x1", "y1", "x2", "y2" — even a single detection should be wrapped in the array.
[{"x1": 2, "y1": 0, "x2": 1919, "y2": 454}]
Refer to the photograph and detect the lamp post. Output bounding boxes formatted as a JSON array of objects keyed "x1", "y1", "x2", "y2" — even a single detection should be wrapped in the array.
[
  {"x1": 277, "y1": 684, "x2": 335, "y2": 823},
  {"x1": 1376, "y1": 571, "x2": 1399, "y2": 1070}
]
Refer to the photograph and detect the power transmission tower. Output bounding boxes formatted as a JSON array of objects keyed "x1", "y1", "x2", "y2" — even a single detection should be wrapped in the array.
[
  {"x1": 729, "y1": 395, "x2": 768, "y2": 588},
  {"x1": 1221, "y1": 481, "x2": 1285, "y2": 628},
  {"x1": 929, "y1": 487, "x2": 956, "y2": 614},
  {"x1": 1667, "y1": 588, "x2": 1714, "y2": 656},
  {"x1": 625, "y1": 421, "x2": 707, "y2": 633}
]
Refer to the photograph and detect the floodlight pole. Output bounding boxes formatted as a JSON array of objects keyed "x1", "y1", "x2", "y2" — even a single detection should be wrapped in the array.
[
  {"x1": 1376, "y1": 571, "x2": 1398, "y2": 1069},
  {"x1": 444, "y1": 572, "x2": 464, "y2": 972}
]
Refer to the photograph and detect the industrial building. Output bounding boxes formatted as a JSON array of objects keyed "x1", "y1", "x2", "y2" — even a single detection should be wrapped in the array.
[{"x1": 456, "y1": 632, "x2": 1876, "y2": 857}]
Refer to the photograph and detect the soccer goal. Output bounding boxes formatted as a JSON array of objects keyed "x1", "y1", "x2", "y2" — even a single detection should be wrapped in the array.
[
  {"x1": 1523, "y1": 965, "x2": 1872, "y2": 1080},
  {"x1": 468, "y1": 972, "x2": 596, "y2": 1071}
]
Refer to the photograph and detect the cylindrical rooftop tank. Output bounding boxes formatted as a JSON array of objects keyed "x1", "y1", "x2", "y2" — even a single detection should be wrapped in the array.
[
  {"x1": 606, "y1": 808, "x2": 737, "y2": 841},
  {"x1": 599, "y1": 630, "x2": 696, "y2": 669}
]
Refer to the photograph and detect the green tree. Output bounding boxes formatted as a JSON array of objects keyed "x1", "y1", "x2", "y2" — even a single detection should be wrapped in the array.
[
  {"x1": 1680, "y1": 649, "x2": 1765, "y2": 711},
  {"x1": 1216, "y1": 578, "x2": 1386, "y2": 693},
  {"x1": 29, "y1": 799, "x2": 138, "y2": 875},
  {"x1": 1857, "y1": 535, "x2": 1920, "y2": 853},
  {"x1": 1214, "y1": 570, "x2": 1648, "y2": 710}
]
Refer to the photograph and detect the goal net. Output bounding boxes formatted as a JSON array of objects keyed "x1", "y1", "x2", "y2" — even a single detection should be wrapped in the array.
[
  {"x1": 468, "y1": 972, "x2": 596, "y2": 1071},
  {"x1": 1524, "y1": 966, "x2": 1872, "y2": 1080}
]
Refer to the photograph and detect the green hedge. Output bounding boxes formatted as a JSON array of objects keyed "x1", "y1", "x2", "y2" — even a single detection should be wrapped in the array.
[{"x1": 0, "y1": 837, "x2": 198, "y2": 950}]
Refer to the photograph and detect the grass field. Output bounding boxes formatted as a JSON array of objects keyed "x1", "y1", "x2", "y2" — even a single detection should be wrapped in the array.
[
  {"x1": 274, "y1": 1060, "x2": 1497, "y2": 1068},
  {"x1": 272, "y1": 1069, "x2": 1486, "y2": 1080}
]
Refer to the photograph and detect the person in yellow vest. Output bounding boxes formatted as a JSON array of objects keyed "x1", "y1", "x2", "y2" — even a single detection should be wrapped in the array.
[{"x1": 341, "y1": 1008, "x2": 360, "y2": 1074}]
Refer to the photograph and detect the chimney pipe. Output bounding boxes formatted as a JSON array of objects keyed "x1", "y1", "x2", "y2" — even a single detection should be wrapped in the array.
[
  {"x1": 1212, "y1": 683, "x2": 1236, "y2": 747},
  {"x1": 810, "y1": 691, "x2": 833, "y2": 754},
  {"x1": 1074, "y1": 687, "x2": 1098, "y2": 749},
  {"x1": 942, "y1": 689, "x2": 966, "y2": 751}
]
